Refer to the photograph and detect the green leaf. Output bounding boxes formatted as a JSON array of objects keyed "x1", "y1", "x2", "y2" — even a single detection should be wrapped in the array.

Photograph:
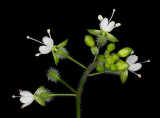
[
  {"x1": 105, "y1": 32, "x2": 119, "y2": 42},
  {"x1": 120, "y1": 70, "x2": 128, "y2": 84},
  {"x1": 87, "y1": 29, "x2": 102, "y2": 35},
  {"x1": 52, "y1": 51, "x2": 59, "y2": 66},
  {"x1": 34, "y1": 95, "x2": 45, "y2": 106},
  {"x1": 57, "y1": 39, "x2": 68, "y2": 48}
]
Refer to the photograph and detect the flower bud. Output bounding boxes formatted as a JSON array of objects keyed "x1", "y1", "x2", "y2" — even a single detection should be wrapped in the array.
[
  {"x1": 96, "y1": 65, "x2": 104, "y2": 72},
  {"x1": 98, "y1": 55, "x2": 104, "y2": 62},
  {"x1": 105, "y1": 56, "x2": 115, "y2": 65},
  {"x1": 84, "y1": 35, "x2": 95, "y2": 47},
  {"x1": 91, "y1": 46, "x2": 99, "y2": 55},
  {"x1": 47, "y1": 68, "x2": 61, "y2": 83},
  {"x1": 105, "y1": 63, "x2": 110, "y2": 68},
  {"x1": 117, "y1": 47, "x2": 133, "y2": 57},
  {"x1": 87, "y1": 29, "x2": 102, "y2": 36},
  {"x1": 116, "y1": 61, "x2": 130, "y2": 71},
  {"x1": 112, "y1": 54, "x2": 119, "y2": 61},
  {"x1": 105, "y1": 51, "x2": 110, "y2": 58},
  {"x1": 110, "y1": 64, "x2": 117, "y2": 71},
  {"x1": 107, "y1": 43, "x2": 115, "y2": 52}
]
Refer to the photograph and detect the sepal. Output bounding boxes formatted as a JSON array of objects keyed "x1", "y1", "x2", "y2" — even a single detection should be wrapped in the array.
[{"x1": 120, "y1": 70, "x2": 128, "y2": 84}]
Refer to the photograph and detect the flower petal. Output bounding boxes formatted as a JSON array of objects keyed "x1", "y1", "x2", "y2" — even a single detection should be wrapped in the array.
[
  {"x1": 126, "y1": 55, "x2": 138, "y2": 65},
  {"x1": 100, "y1": 18, "x2": 108, "y2": 31},
  {"x1": 20, "y1": 91, "x2": 33, "y2": 97},
  {"x1": 129, "y1": 63, "x2": 142, "y2": 71},
  {"x1": 20, "y1": 96, "x2": 34, "y2": 104},
  {"x1": 105, "y1": 21, "x2": 115, "y2": 32},
  {"x1": 42, "y1": 36, "x2": 54, "y2": 47},
  {"x1": 39, "y1": 46, "x2": 52, "y2": 54},
  {"x1": 21, "y1": 102, "x2": 33, "y2": 108}
]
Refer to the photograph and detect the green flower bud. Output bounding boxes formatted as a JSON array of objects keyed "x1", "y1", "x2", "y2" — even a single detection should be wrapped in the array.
[
  {"x1": 117, "y1": 47, "x2": 133, "y2": 57},
  {"x1": 47, "y1": 68, "x2": 61, "y2": 83},
  {"x1": 84, "y1": 35, "x2": 95, "y2": 47},
  {"x1": 87, "y1": 29, "x2": 103, "y2": 36},
  {"x1": 107, "y1": 43, "x2": 115, "y2": 52},
  {"x1": 120, "y1": 70, "x2": 128, "y2": 84},
  {"x1": 105, "y1": 56, "x2": 115, "y2": 65},
  {"x1": 112, "y1": 54, "x2": 119, "y2": 61},
  {"x1": 96, "y1": 65, "x2": 104, "y2": 72},
  {"x1": 105, "y1": 51, "x2": 110, "y2": 58},
  {"x1": 91, "y1": 46, "x2": 99, "y2": 55},
  {"x1": 110, "y1": 64, "x2": 117, "y2": 71},
  {"x1": 98, "y1": 55, "x2": 104, "y2": 62},
  {"x1": 105, "y1": 63, "x2": 110, "y2": 68},
  {"x1": 116, "y1": 61, "x2": 130, "y2": 71}
]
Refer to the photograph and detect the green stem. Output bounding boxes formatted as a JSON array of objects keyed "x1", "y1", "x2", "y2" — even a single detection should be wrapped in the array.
[
  {"x1": 57, "y1": 49, "x2": 87, "y2": 69},
  {"x1": 49, "y1": 93, "x2": 76, "y2": 97},
  {"x1": 89, "y1": 70, "x2": 121, "y2": 77},
  {"x1": 67, "y1": 55, "x2": 87, "y2": 69},
  {"x1": 88, "y1": 71, "x2": 106, "y2": 77},
  {"x1": 76, "y1": 62, "x2": 98, "y2": 118},
  {"x1": 60, "y1": 79, "x2": 77, "y2": 94}
]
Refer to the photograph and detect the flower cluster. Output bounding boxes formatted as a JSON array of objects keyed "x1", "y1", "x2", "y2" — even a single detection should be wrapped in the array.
[
  {"x1": 12, "y1": 9, "x2": 150, "y2": 117},
  {"x1": 85, "y1": 9, "x2": 150, "y2": 83}
]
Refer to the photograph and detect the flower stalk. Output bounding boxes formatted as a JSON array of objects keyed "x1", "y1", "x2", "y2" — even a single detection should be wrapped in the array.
[{"x1": 46, "y1": 93, "x2": 76, "y2": 97}]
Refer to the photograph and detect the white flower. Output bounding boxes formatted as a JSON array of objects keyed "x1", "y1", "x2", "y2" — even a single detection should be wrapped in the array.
[
  {"x1": 27, "y1": 29, "x2": 54, "y2": 56},
  {"x1": 126, "y1": 53, "x2": 150, "y2": 78},
  {"x1": 12, "y1": 89, "x2": 34, "y2": 109},
  {"x1": 98, "y1": 9, "x2": 121, "y2": 32}
]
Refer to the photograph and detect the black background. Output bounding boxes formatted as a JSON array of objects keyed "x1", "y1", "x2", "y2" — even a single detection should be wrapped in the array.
[{"x1": 3, "y1": 0, "x2": 156, "y2": 118}]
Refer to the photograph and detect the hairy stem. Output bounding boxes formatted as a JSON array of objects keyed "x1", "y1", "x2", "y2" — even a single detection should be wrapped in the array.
[{"x1": 76, "y1": 62, "x2": 98, "y2": 118}]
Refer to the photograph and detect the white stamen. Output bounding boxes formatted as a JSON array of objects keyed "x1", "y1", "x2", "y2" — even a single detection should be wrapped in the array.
[
  {"x1": 98, "y1": 15, "x2": 103, "y2": 21},
  {"x1": 109, "y1": 9, "x2": 116, "y2": 23},
  {"x1": 12, "y1": 95, "x2": 21, "y2": 98},
  {"x1": 47, "y1": 29, "x2": 52, "y2": 39},
  {"x1": 139, "y1": 60, "x2": 150, "y2": 64},
  {"x1": 129, "y1": 70, "x2": 141, "y2": 78},
  {"x1": 35, "y1": 53, "x2": 41, "y2": 57},
  {"x1": 115, "y1": 23, "x2": 121, "y2": 27},
  {"x1": 27, "y1": 36, "x2": 45, "y2": 45},
  {"x1": 131, "y1": 50, "x2": 134, "y2": 55}
]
